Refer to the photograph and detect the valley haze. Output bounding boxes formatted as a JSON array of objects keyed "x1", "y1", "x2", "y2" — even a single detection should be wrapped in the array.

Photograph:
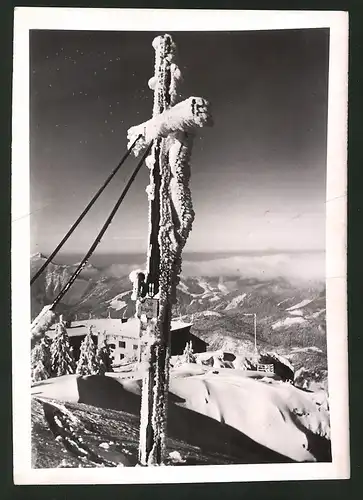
[{"x1": 49, "y1": 250, "x2": 325, "y2": 284}]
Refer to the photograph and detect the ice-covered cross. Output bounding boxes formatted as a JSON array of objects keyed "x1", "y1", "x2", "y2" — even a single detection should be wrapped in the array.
[
  {"x1": 127, "y1": 34, "x2": 213, "y2": 303},
  {"x1": 126, "y1": 34, "x2": 212, "y2": 466}
]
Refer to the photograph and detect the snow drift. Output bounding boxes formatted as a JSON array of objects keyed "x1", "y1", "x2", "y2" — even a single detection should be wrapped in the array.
[
  {"x1": 31, "y1": 366, "x2": 330, "y2": 463},
  {"x1": 169, "y1": 366, "x2": 330, "y2": 462}
]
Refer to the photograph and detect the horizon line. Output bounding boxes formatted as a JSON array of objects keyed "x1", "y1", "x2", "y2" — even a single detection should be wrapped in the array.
[{"x1": 32, "y1": 248, "x2": 326, "y2": 259}]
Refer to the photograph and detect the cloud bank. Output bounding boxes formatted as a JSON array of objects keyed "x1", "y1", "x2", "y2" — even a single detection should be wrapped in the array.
[
  {"x1": 180, "y1": 251, "x2": 325, "y2": 284},
  {"x1": 101, "y1": 251, "x2": 325, "y2": 285}
]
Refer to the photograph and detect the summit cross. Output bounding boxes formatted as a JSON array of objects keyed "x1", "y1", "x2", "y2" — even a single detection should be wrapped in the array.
[{"x1": 127, "y1": 34, "x2": 212, "y2": 466}]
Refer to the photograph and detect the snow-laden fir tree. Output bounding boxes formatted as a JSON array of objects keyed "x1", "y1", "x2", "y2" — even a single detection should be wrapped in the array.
[
  {"x1": 183, "y1": 341, "x2": 196, "y2": 364},
  {"x1": 95, "y1": 332, "x2": 114, "y2": 375},
  {"x1": 50, "y1": 321, "x2": 76, "y2": 377},
  {"x1": 31, "y1": 336, "x2": 52, "y2": 383},
  {"x1": 76, "y1": 326, "x2": 98, "y2": 376}
]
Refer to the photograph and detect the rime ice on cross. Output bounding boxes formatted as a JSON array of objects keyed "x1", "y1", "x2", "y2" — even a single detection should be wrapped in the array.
[{"x1": 127, "y1": 34, "x2": 212, "y2": 466}]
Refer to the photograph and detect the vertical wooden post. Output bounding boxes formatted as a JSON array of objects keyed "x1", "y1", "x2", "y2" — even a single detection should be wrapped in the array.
[
  {"x1": 137, "y1": 34, "x2": 177, "y2": 466},
  {"x1": 130, "y1": 34, "x2": 212, "y2": 466}
]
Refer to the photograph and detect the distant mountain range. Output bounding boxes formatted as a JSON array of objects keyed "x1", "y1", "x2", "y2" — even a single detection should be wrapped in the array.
[{"x1": 30, "y1": 252, "x2": 327, "y2": 377}]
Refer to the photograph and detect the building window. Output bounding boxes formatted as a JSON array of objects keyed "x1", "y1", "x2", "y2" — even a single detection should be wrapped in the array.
[
  {"x1": 120, "y1": 353, "x2": 125, "y2": 360},
  {"x1": 133, "y1": 344, "x2": 138, "y2": 350},
  {"x1": 119, "y1": 341, "x2": 126, "y2": 348},
  {"x1": 109, "y1": 343, "x2": 116, "y2": 350}
]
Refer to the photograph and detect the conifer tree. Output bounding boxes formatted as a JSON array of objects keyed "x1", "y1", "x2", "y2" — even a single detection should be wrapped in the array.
[
  {"x1": 183, "y1": 341, "x2": 195, "y2": 363},
  {"x1": 31, "y1": 336, "x2": 52, "y2": 383},
  {"x1": 76, "y1": 326, "x2": 98, "y2": 375},
  {"x1": 50, "y1": 321, "x2": 76, "y2": 377},
  {"x1": 95, "y1": 332, "x2": 114, "y2": 375}
]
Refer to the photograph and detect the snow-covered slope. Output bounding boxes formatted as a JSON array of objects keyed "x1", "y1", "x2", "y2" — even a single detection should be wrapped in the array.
[
  {"x1": 272, "y1": 317, "x2": 307, "y2": 330},
  {"x1": 170, "y1": 367, "x2": 330, "y2": 462},
  {"x1": 108, "y1": 290, "x2": 131, "y2": 311},
  {"x1": 31, "y1": 370, "x2": 331, "y2": 464},
  {"x1": 286, "y1": 299, "x2": 313, "y2": 311},
  {"x1": 224, "y1": 293, "x2": 247, "y2": 311}
]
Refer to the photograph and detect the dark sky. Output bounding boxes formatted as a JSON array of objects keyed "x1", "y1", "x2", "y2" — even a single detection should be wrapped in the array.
[{"x1": 30, "y1": 29, "x2": 329, "y2": 258}]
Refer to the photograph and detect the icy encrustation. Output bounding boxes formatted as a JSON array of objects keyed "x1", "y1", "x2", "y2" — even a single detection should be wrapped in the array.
[{"x1": 127, "y1": 34, "x2": 212, "y2": 466}]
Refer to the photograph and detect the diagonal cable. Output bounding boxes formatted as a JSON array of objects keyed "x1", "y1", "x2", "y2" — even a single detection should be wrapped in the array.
[
  {"x1": 49, "y1": 142, "x2": 153, "y2": 311},
  {"x1": 30, "y1": 134, "x2": 142, "y2": 285}
]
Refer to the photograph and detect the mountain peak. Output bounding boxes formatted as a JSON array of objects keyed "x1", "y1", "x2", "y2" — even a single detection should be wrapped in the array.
[{"x1": 31, "y1": 252, "x2": 47, "y2": 260}]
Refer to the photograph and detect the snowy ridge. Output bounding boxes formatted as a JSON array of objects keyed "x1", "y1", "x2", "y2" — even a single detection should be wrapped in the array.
[
  {"x1": 288, "y1": 309, "x2": 304, "y2": 316},
  {"x1": 177, "y1": 281, "x2": 193, "y2": 295},
  {"x1": 277, "y1": 298, "x2": 290, "y2": 307},
  {"x1": 200, "y1": 311, "x2": 222, "y2": 317},
  {"x1": 108, "y1": 290, "x2": 131, "y2": 311},
  {"x1": 308, "y1": 309, "x2": 326, "y2": 319},
  {"x1": 31, "y1": 252, "x2": 48, "y2": 260},
  {"x1": 272, "y1": 317, "x2": 307, "y2": 330},
  {"x1": 224, "y1": 293, "x2": 247, "y2": 311},
  {"x1": 286, "y1": 299, "x2": 313, "y2": 311}
]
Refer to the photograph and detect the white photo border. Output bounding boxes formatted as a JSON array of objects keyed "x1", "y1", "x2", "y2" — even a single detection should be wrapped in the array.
[{"x1": 11, "y1": 7, "x2": 349, "y2": 484}]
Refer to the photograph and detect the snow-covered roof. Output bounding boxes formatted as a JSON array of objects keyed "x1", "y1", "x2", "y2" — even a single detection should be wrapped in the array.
[
  {"x1": 46, "y1": 317, "x2": 192, "y2": 339},
  {"x1": 170, "y1": 319, "x2": 193, "y2": 330},
  {"x1": 72, "y1": 318, "x2": 126, "y2": 333}
]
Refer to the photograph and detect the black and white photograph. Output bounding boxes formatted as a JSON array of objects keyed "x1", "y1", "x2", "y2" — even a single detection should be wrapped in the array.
[{"x1": 11, "y1": 8, "x2": 349, "y2": 484}]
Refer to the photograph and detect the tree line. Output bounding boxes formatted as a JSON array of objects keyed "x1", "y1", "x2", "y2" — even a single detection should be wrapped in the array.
[{"x1": 31, "y1": 320, "x2": 114, "y2": 383}]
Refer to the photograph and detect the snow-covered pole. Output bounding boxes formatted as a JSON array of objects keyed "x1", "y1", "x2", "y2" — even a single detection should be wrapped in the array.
[
  {"x1": 128, "y1": 34, "x2": 212, "y2": 466},
  {"x1": 137, "y1": 34, "x2": 177, "y2": 467}
]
